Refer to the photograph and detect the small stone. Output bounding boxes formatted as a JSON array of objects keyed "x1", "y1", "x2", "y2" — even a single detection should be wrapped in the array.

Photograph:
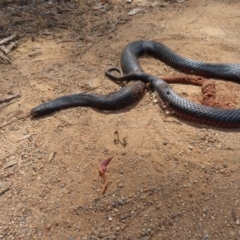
[
  {"x1": 150, "y1": 3, "x2": 158, "y2": 7},
  {"x1": 128, "y1": 8, "x2": 141, "y2": 16},
  {"x1": 0, "y1": 181, "x2": 4, "y2": 188},
  {"x1": 162, "y1": 141, "x2": 167, "y2": 145},
  {"x1": 118, "y1": 182, "x2": 124, "y2": 188},
  {"x1": 223, "y1": 162, "x2": 228, "y2": 168},
  {"x1": 156, "y1": 204, "x2": 161, "y2": 210}
]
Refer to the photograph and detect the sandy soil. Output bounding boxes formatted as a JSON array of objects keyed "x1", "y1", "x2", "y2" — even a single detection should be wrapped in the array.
[{"x1": 1, "y1": 0, "x2": 240, "y2": 239}]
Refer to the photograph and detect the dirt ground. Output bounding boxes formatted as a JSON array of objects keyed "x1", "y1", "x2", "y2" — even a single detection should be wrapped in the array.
[{"x1": 1, "y1": 0, "x2": 240, "y2": 239}]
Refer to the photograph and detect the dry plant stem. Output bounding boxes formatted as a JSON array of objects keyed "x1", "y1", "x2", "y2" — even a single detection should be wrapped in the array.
[
  {"x1": 0, "y1": 34, "x2": 16, "y2": 45},
  {"x1": 0, "y1": 93, "x2": 20, "y2": 104},
  {"x1": 100, "y1": 173, "x2": 108, "y2": 195},
  {"x1": 0, "y1": 114, "x2": 29, "y2": 129},
  {"x1": 0, "y1": 187, "x2": 10, "y2": 196},
  {"x1": 99, "y1": 156, "x2": 113, "y2": 195},
  {"x1": 114, "y1": 130, "x2": 127, "y2": 147},
  {"x1": 17, "y1": 154, "x2": 22, "y2": 171}
]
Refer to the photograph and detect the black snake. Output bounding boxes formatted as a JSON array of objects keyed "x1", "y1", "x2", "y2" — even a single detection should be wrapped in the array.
[{"x1": 30, "y1": 41, "x2": 240, "y2": 128}]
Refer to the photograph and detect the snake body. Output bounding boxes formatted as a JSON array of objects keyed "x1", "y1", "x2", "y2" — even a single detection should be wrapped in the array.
[
  {"x1": 31, "y1": 41, "x2": 240, "y2": 127},
  {"x1": 105, "y1": 71, "x2": 240, "y2": 128},
  {"x1": 30, "y1": 81, "x2": 145, "y2": 117}
]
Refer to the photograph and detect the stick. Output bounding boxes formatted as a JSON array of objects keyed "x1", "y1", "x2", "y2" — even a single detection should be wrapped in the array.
[
  {"x1": 0, "y1": 187, "x2": 10, "y2": 196},
  {"x1": 188, "y1": 10, "x2": 206, "y2": 24},
  {"x1": 0, "y1": 93, "x2": 20, "y2": 104},
  {"x1": 0, "y1": 34, "x2": 16, "y2": 45},
  {"x1": 56, "y1": 40, "x2": 81, "y2": 44},
  {"x1": 0, "y1": 114, "x2": 29, "y2": 129}
]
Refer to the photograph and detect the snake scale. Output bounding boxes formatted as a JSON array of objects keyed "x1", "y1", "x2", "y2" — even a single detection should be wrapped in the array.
[{"x1": 31, "y1": 41, "x2": 240, "y2": 128}]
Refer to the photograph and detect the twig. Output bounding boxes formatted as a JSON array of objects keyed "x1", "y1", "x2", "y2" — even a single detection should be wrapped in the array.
[
  {"x1": 82, "y1": 85, "x2": 102, "y2": 93},
  {"x1": 99, "y1": 156, "x2": 114, "y2": 195},
  {"x1": 0, "y1": 34, "x2": 16, "y2": 45},
  {"x1": 0, "y1": 114, "x2": 29, "y2": 129},
  {"x1": 0, "y1": 51, "x2": 11, "y2": 64},
  {"x1": 17, "y1": 134, "x2": 32, "y2": 142},
  {"x1": 0, "y1": 93, "x2": 20, "y2": 104},
  {"x1": 0, "y1": 42, "x2": 17, "y2": 64},
  {"x1": 188, "y1": 10, "x2": 206, "y2": 24},
  {"x1": 232, "y1": 208, "x2": 237, "y2": 222},
  {"x1": 48, "y1": 152, "x2": 56, "y2": 163},
  {"x1": 114, "y1": 130, "x2": 127, "y2": 147},
  {"x1": 56, "y1": 40, "x2": 81, "y2": 44},
  {"x1": 17, "y1": 154, "x2": 22, "y2": 171},
  {"x1": 0, "y1": 187, "x2": 10, "y2": 196},
  {"x1": 39, "y1": 31, "x2": 52, "y2": 36},
  {"x1": 4, "y1": 42, "x2": 17, "y2": 54},
  {"x1": 110, "y1": 17, "x2": 121, "y2": 32}
]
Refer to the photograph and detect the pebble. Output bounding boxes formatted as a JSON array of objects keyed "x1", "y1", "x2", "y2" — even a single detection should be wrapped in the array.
[
  {"x1": 0, "y1": 181, "x2": 4, "y2": 188},
  {"x1": 162, "y1": 141, "x2": 167, "y2": 145},
  {"x1": 118, "y1": 182, "x2": 124, "y2": 188},
  {"x1": 223, "y1": 162, "x2": 228, "y2": 168},
  {"x1": 128, "y1": 8, "x2": 141, "y2": 16}
]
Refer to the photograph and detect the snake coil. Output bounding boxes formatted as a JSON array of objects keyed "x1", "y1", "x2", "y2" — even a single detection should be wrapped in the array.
[{"x1": 31, "y1": 41, "x2": 240, "y2": 128}]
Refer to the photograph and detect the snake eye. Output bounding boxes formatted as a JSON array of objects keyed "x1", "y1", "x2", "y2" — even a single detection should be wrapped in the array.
[{"x1": 166, "y1": 91, "x2": 170, "y2": 95}]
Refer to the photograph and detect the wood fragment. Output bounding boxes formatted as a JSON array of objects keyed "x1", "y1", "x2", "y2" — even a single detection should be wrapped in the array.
[
  {"x1": 0, "y1": 42, "x2": 17, "y2": 64},
  {"x1": 56, "y1": 40, "x2": 80, "y2": 44},
  {"x1": 4, "y1": 159, "x2": 18, "y2": 169},
  {"x1": 188, "y1": 10, "x2": 206, "y2": 24},
  {"x1": 17, "y1": 134, "x2": 32, "y2": 142},
  {"x1": 120, "y1": 213, "x2": 131, "y2": 220},
  {"x1": 48, "y1": 152, "x2": 56, "y2": 163},
  {"x1": 0, "y1": 34, "x2": 16, "y2": 45},
  {"x1": 0, "y1": 187, "x2": 10, "y2": 196},
  {"x1": 0, "y1": 50, "x2": 11, "y2": 64},
  {"x1": 39, "y1": 31, "x2": 52, "y2": 36},
  {"x1": 4, "y1": 42, "x2": 17, "y2": 54},
  {"x1": 232, "y1": 208, "x2": 237, "y2": 222},
  {"x1": 0, "y1": 93, "x2": 20, "y2": 104},
  {"x1": 17, "y1": 154, "x2": 22, "y2": 171},
  {"x1": 0, "y1": 114, "x2": 29, "y2": 129},
  {"x1": 28, "y1": 51, "x2": 42, "y2": 57},
  {"x1": 99, "y1": 156, "x2": 113, "y2": 195}
]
